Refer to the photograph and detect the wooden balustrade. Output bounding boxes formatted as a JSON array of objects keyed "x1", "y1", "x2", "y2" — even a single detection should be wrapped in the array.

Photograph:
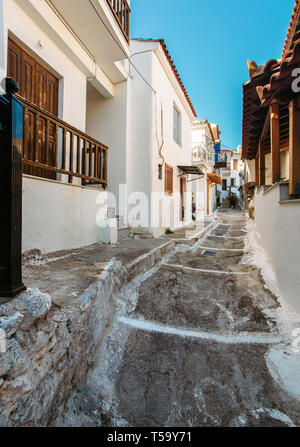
[
  {"x1": 106, "y1": 0, "x2": 130, "y2": 41},
  {"x1": 19, "y1": 97, "x2": 108, "y2": 188}
]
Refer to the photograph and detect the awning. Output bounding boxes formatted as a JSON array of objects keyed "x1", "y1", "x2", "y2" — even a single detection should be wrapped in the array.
[
  {"x1": 178, "y1": 166, "x2": 204, "y2": 176},
  {"x1": 207, "y1": 173, "x2": 222, "y2": 185}
]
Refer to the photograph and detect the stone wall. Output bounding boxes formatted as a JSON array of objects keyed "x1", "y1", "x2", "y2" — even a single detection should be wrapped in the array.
[{"x1": 0, "y1": 241, "x2": 174, "y2": 427}]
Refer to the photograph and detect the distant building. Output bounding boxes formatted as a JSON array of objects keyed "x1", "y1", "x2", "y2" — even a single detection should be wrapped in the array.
[
  {"x1": 216, "y1": 147, "x2": 242, "y2": 208},
  {"x1": 191, "y1": 120, "x2": 221, "y2": 218}
]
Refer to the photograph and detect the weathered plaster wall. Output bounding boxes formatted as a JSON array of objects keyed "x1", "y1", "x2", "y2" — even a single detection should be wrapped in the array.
[
  {"x1": 22, "y1": 175, "x2": 107, "y2": 254},
  {"x1": 254, "y1": 184, "x2": 300, "y2": 315},
  {"x1": 0, "y1": 242, "x2": 174, "y2": 427}
]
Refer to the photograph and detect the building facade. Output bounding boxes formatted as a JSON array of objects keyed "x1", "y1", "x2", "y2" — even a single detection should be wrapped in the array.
[
  {"x1": 128, "y1": 39, "x2": 198, "y2": 236},
  {"x1": 242, "y1": 0, "x2": 300, "y2": 314},
  {"x1": 216, "y1": 147, "x2": 242, "y2": 207},
  {"x1": 191, "y1": 120, "x2": 221, "y2": 217},
  {"x1": 0, "y1": 0, "x2": 131, "y2": 252}
]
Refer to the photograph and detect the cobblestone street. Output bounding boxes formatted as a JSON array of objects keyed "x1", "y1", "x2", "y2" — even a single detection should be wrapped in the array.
[{"x1": 66, "y1": 209, "x2": 300, "y2": 427}]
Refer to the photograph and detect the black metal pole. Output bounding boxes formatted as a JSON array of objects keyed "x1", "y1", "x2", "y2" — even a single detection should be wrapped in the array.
[{"x1": 0, "y1": 78, "x2": 26, "y2": 298}]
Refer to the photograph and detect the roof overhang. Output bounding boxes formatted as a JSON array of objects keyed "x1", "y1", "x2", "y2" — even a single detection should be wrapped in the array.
[
  {"x1": 207, "y1": 173, "x2": 222, "y2": 185},
  {"x1": 178, "y1": 166, "x2": 204, "y2": 176}
]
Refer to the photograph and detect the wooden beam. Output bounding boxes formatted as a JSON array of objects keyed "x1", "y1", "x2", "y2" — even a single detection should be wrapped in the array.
[
  {"x1": 261, "y1": 108, "x2": 270, "y2": 141},
  {"x1": 289, "y1": 98, "x2": 300, "y2": 195},
  {"x1": 255, "y1": 153, "x2": 259, "y2": 186},
  {"x1": 258, "y1": 139, "x2": 265, "y2": 187},
  {"x1": 270, "y1": 103, "x2": 281, "y2": 183}
]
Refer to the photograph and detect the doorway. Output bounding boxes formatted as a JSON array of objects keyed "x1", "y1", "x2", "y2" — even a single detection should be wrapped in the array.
[{"x1": 180, "y1": 177, "x2": 186, "y2": 221}]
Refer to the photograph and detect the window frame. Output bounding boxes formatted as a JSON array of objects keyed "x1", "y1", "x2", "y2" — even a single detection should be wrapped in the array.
[
  {"x1": 165, "y1": 164, "x2": 174, "y2": 195},
  {"x1": 173, "y1": 103, "x2": 182, "y2": 146}
]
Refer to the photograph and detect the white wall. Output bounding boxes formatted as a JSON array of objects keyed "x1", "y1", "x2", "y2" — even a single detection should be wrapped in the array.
[
  {"x1": 86, "y1": 81, "x2": 130, "y2": 216},
  {"x1": 246, "y1": 159, "x2": 256, "y2": 183},
  {"x1": 254, "y1": 184, "x2": 300, "y2": 315},
  {"x1": 129, "y1": 41, "x2": 193, "y2": 231},
  {"x1": 23, "y1": 175, "x2": 107, "y2": 254}
]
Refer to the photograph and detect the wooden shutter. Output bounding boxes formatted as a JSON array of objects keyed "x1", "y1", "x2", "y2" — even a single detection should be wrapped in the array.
[
  {"x1": 7, "y1": 38, "x2": 59, "y2": 116},
  {"x1": 165, "y1": 164, "x2": 173, "y2": 195},
  {"x1": 8, "y1": 38, "x2": 59, "y2": 180},
  {"x1": 46, "y1": 72, "x2": 59, "y2": 116},
  {"x1": 7, "y1": 39, "x2": 22, "y2": 86}
]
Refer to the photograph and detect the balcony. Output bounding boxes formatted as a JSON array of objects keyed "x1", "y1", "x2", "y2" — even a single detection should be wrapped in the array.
[
  {"x1": 20, "y1": 97, "x2": 108, "y2": 188},
  {"x1": 192, "y1": 145, "x2": 214, "y2": 167},
  {"x1": 106, "y1": 0, "x2": 130, "y2": 42}
]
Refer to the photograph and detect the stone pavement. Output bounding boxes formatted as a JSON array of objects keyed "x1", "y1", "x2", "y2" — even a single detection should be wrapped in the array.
[{"x1": 64, "y1": 209, "x2": 300, "y2": 427}]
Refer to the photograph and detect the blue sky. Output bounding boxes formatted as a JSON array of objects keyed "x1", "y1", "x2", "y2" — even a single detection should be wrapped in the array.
[{"x1": 131, "y1": 0, "x2": 293, "y2": 150}]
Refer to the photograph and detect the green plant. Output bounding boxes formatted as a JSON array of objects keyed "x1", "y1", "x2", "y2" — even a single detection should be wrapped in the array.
[
  {"x1": 165, "y1": 228, "x2": 174, "y2": 235},
  {"x1": 230, "y1": 193, "x2": 238, "y2": 208}
]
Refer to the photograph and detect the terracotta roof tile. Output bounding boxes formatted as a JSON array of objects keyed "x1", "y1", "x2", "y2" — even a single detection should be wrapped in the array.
[
  {"x1": 282, "y1": 0, "x2": 300, "y2": 57},
  {"x1": 257, "y1": 38, "x2": 300, "y2": 106},
  {"x1": 157, "y1": 39, "x2": 197, "y2": 117}
]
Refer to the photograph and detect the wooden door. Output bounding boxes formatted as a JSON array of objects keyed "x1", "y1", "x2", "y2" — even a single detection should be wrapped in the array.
[
  {"x1": 7, "y1": 38, "x2": 59, "y2": 179},
  {"x1": 180, "y1": 177, "x2": 185, "y2": 221}
]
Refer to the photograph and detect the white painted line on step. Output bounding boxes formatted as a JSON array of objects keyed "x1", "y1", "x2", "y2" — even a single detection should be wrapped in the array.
[
  {"x1": 188, "y1": 221, "x2": 215, "y2": 240},
  {"x1": 162, "y1": 263, "x2": 249, "y2": 276},
  {"x1": 118, "y1": 317, "x2": 282, "y2": 345},
  {"x1": 198, "y1": 246, "x2": 245, "y2": 252},
  {"x1": 210, "y1": 235, "x2": 246, "y2": 240}
]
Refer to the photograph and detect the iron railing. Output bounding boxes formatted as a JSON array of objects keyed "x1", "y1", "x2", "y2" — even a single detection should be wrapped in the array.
[{"x1": 106, "y1": 0, "x2": 130, "y2": 42}]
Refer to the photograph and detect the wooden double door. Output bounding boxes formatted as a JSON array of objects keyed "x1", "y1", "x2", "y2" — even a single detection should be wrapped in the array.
[{"x1": 7, "y1": 38, "x2": 59, "y2": 179}]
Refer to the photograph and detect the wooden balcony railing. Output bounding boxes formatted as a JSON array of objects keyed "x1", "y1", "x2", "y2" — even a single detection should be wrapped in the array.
[
  {"x1": 106, "y1": 0, "x2": 130, "y2": 42},
  {"x1": 19, "y1": 97, "x2": 108, "y2": 188}
]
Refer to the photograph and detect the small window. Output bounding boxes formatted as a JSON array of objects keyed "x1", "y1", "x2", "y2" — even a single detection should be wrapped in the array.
[
  {"x1": 222, "y1": 179, "x2": 227, "y2": 191},
  {"x1": 158, "y1": 164, "x2": 163, "y2": 180},
  {"x1": 165, "y1": 164, "x2": 173, "y2": 195},
  {"x1": 173, "y1": 104, "x2": 181, "y2": 146},
  {"x1": 231, "y1": 178, "x2": 235, "y2": 187}
]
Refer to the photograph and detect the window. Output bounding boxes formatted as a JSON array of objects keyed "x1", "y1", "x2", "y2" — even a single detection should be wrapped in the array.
[
  {"x1": 158, "y1": 164, "x2": 163, "y2": 180},
  {"x1": 173, "y1": 104, "x2": 181, "y2": 146},
  {"x1": 233, "y1": 159, "x2": 238, "y2": 171},
  {"x1": 231, "y1": 178, "x2": 235, "y2": 187},
  {"x1": 222, "y1": 179, "x2": 227, "y2": 191},
  {"x1": 165, "y1": 164, "x2": 173, "y2": 195}
]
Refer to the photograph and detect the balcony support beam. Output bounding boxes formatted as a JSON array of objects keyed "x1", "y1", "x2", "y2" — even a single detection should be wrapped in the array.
[
  {"x1": 289, "y1": 97, "x2": 300, "y2": 195},
  {"x1": 270, "y1": 103, "x2": 281, "y2": 184},
  {"x1": 258, "y1": 139, "x2": 265, "y2": 187}
]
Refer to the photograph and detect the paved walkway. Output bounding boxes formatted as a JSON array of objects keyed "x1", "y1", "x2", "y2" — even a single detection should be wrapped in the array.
[
  {"x1": 22, "y1": 239, "x2": 171, "y2": 307},
  {"x1": 72, "y1": 209, "x2": 300, "y2": 427}
]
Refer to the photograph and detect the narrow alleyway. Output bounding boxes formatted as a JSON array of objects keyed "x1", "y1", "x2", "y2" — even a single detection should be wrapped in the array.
[{"x1": 62, "y1": 209, "x2": 300, "y2": 428}]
